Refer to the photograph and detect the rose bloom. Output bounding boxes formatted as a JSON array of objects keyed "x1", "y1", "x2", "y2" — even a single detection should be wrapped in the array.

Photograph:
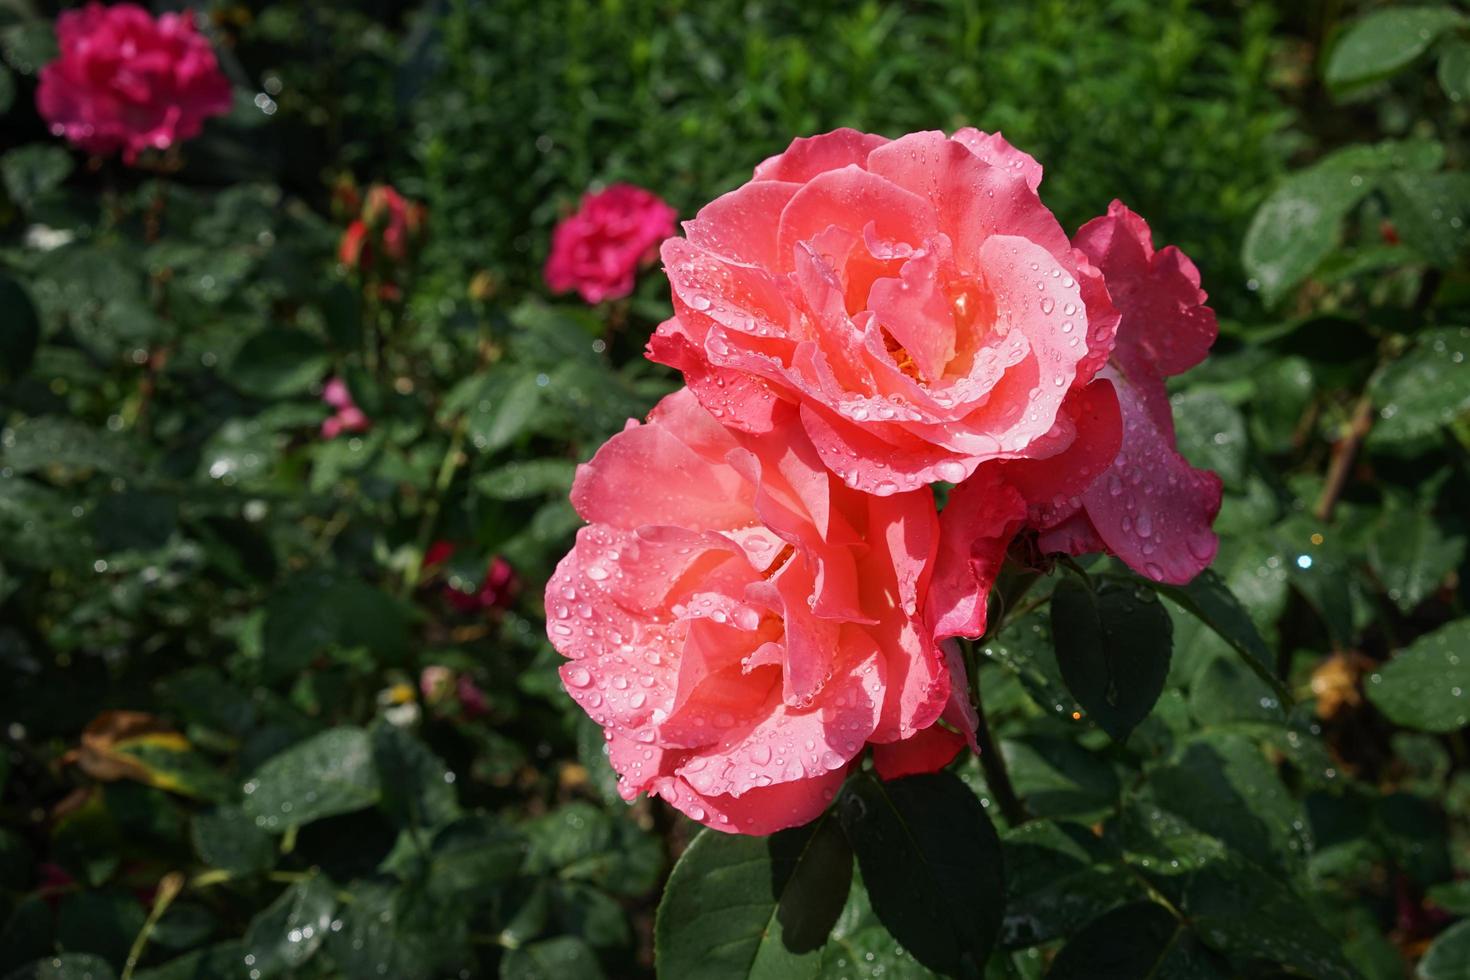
[
  {"x1": 339, "y1": 184, "x2": 427, "y2": 271},
  {"x1": 928, "y1": 202, "x2": 1222, "y2": 640},
  {"x1": 320, "y1": 376, "x2": 369, "y2": 440},
  {"x1": 545, "y1": 184, "x2": 677, "y2": 304},
  {"x1": 424, "y1": 541, "x2": 517, "y2": 615},
  {"x1": 649, "y1": 128, "x2": 1121, "y2": 497},
  {"x1": 545, "y1": 389, "x2": 966, "y2": 834},
  {"x1": 36, "y1": 3, "x2": 233, "y2": 163}
]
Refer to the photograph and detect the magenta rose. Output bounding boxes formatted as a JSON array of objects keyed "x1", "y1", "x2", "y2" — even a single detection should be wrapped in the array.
[
  {"x1": 544, "y1": 183, "x2": 677, "y2": 304},
  {"x1": 36, "y1": 3, "x2": 233, "y2": 163}
]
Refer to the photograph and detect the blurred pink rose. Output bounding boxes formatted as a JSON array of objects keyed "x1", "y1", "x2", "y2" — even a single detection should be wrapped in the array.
[
  {"x1": 36, "y1": 3, "x2": 233, "y2": 163},
  {"x1": 648, "y1": 128, "x2": 1120, "y2": 497},
  {"x1": 545, "y1": 183, "x2": 677, "y2": 304},
  {"x1": 545, "y1": 388, "x2": 966, "y2": 835},
  {"x1": 424, "y1": 541, "x2": 517, "y2": 614},
  {"x1": 320, "y1": 376, "x2": 370, "y2": 439}
]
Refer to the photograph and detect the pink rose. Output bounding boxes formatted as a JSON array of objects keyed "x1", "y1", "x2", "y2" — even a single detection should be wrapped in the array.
[
  {"x1": 423, "y1": 542, "x2": 518, "y2": 614},
  {"x1": 545, "y1": 389, "x2": 965, "y2": 834},
  {"x1": 928, "y1": 202, "x2": 1221, "y2": 640},
  {"x1": 320, "y1": 377, "x2": 370, "y2": 439},
  {"x1": 648, "y1": 128, "x2": 1120, "y2": 497},
  {"x1": 36, "y1": 3, "x2": 233, "y2": 163},
  {"x1": 544, "y1": 184, "x2": 677, "y2": 304}
]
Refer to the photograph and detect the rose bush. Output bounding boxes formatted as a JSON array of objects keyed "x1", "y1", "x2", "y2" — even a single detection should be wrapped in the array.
[
  {"x1": 545, "y1": 389, "x2": 964, "y2": 833},
  {"x1": 35, "y1": 2, "x2": 232, "y2": 163},
  {"x1": 544, "y1": 183, "x2": 677, "y2": 303}
]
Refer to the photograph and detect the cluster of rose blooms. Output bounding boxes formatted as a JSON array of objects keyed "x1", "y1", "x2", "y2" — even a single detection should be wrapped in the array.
[{"x1": 543, "y1": 129, "x2": 1223, "y2": 835}]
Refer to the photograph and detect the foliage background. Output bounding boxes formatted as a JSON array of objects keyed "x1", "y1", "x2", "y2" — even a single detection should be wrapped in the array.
[{"x1": 1, "y1": 0, "x2": 1469, "y2": 977}]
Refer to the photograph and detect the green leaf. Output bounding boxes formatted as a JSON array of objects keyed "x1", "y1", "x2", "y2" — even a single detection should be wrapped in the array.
[
  {"x1": 1370, "y1": 327, "x2": 1470, "y2": 446},
  {"x1": 56, "y1": 889, "x2": 146, "y2": 967},
  {"x1": 325, "y1": 880, "x2": 470, "y2": 980},
  {"x1": 838, "y1": 772, "x2": 1003, "y2": 976},
  {"x1": 371, "y1": 723, "x2": 462, "y2": 832},
  {"x1": 1438, "y1": 37, "x2": 1470, "y2": 101},
  {"x1": 1050, "y1": 577, "x2": 1172, "y2": 742},
  {"x1": 192, "y1": 804, "x2": 276, "y2": 876},
  {"x1": 476, "y1": 459, "x2": 578, "y2": 500},
  {"x1": 1, "y1": 416, "x2": 136, "y2": 477},
  {"x1": 1419, "y1": 920, "x2": 1470, "y2": 979},
  {"x1": 1243, "y1": 141, "x2": 1442, "y2": 304},
  {"x1": 0, "y1": 66, "x2": 12, "y2": 114},
  {"x1": 261, "y1": 571, "x2": 412, "y2": 681},
  {"x1": 502, "y1": 937, "x2": 605, "y2": 980},
  {"x1": 1365, "y1": 619, "x2": 1470, "y2": 732},
  {"x1": 1141, "y1": 733, "x2": 1305, "y2": 874},
  {"x1": 242, "y1": 876, "x2": 338, "y2": 978},
  {"x1": 1001, "y1": 736, "x2": 1119, "y2": 823},
  {"x1": 414, "y1": 816, "x2": 526, "y2": 902},
  {"x1": 1367, "y1": 506, "x2": 1465, "y2": 612},
  {"x1": 0, "y1": 276, "x2": 40, "y2": 385},
  {"x1": 132, "y1": 943, "x2": 246, "y2": 980},
  {"x1": 1170, "y1": 389, "x2": 1247, "y2": 490},
  {"x1": 241, "y1": 727, "x2": 381, "y2": 832},
  {"x1": 1382, "y1": 172, "x2": 1470, "y2": 265},
  {"x1": 1000, "y1": 820, "x2": 1139, "y2": 948},
  {"x1": 1325, "y1": 6, "x2": 1468, "y2": 96},
  {"x1": 655, "y1": 814, "x2": 853, "y2": 980},
  {"x1": 1427, "y1": 880, "x2": 1470, "y2": 916},
  {"x1": 1, "y1": 143, "x2": 74, "y2": 209},
  {"x1": 227, "y1": 327, "x2": 330, "y2": 399},
  {"x1": 1045, "y1": 902, "x2": 1189, "y2": 980},
  {"x1": 1146, "y1": 569, "x2": 1289, "y2": 705},
  {"x1": 1181, "y1": 858, "x2": 1358, "y2": 980},
  {"x1": 2, "y1": 956, "x2": 118, "y2": 980},
  {"x1": 467, "y1": 370, "x2": 544, "y2": 453}
]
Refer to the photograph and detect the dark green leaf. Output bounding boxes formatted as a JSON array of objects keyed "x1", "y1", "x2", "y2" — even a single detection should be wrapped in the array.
[
  {"x1": 501, "y1": 937, "x2": 605, "y2": 980},
  {"x1": 1370, "y1": 327, "x2": 1470, "y2": 446},
  {"x1": 0, "y1": 276, "x2": 40, "y2": 385},
  {"x1": 57, "y1": 890, "x2": 146, "y2": 967},
  {"x1": 1367, "y1": 506, "x2": 1465, "y2": 613},
  {"x1": 476, "y1": 459, "x2": 578, "y2": 500},
  {"x1": 655, "y1": 814, "x2": 853, "y2": 980},
  {"x1": 2, "y1": 956, "x2": 118, "y2": 980},
  {"x1": 1000, "y1": 820, "x2": 1139, "y2": 948},
  {"x1": 1050, "y1": 577, "x2": 1172, "y2": 742},
  {"x1": 1, "y1": 417, "x2": 135, "y2": 477},
  {"x1": 1325, "y1": 7, "x2": 1468, "y2": 96},
  {"x1": 467, "y1": 371, "x2": 543, "y2": 453},
  {"x1": 227, "y1": 327, "x2": 329, "y2": 399},
  {"x1": 1419, "y1": 920, "x2": 1470, "y2": 979},
  {"x1": 241, "y1": 727, "x2": 381, "y2": 832},
  {"x1": 1146, "y1": 569, "x2": 1289, "y2": 704},
  {"x1": 1181, "y1": 859, "x2": 1358, "y2": 980},
  {"x1": 132, "y1": 943, "x2": 246, "y2": 980},
  {"x1": 1243, "y1": 141, "x2": 1442, "y2": 304},
  {"x1": 1383, "y1": 172, "x2": 1470, "y2": 265},
  {"x1": 191, "y1": 805, "x2": 276, "y2": 876},
  {"x1": 1365, "y1": 619, "x2": 1470, "y2": 732},
  {"x1": 1045, "y1": 902, "x2": 1184, "y2": 980},
  {"x1": 1439, "y1": 36, "x2": 1470, "y2": 101},
  {"x1": 325, "y1": 880, "x2": 470, "y2": 980},
  {"x1": 242, "y1": 876, "x2": 337, "y2": 978},
  {"x1": 371, "y1": 723, "x2": 462, "y2": 831},
  {"x1": 1, "y1": 144, "x2": 74, "y2": 209},
  {"x1": 838, "y1": 772, "x2": 1003, "y2": 976},
  {"x1": 262, "y1": 572, "x2": 411, "y2": 681}
]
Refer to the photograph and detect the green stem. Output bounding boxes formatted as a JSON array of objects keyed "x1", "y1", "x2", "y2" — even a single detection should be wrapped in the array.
[
  {"x1": 121, "y1": 873, "x2": 183, "y2": 980},
  {"x1": 402, "y1": 416, "x2": 468, "y2": 595},
  {"x1": 966, "y1": 642, "x2": 1028, "y2": 827}
]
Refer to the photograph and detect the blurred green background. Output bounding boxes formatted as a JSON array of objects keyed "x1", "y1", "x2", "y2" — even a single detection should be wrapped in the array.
[{"x1": 2, "y1": 0, "x2": 1470, "y2": 977}]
